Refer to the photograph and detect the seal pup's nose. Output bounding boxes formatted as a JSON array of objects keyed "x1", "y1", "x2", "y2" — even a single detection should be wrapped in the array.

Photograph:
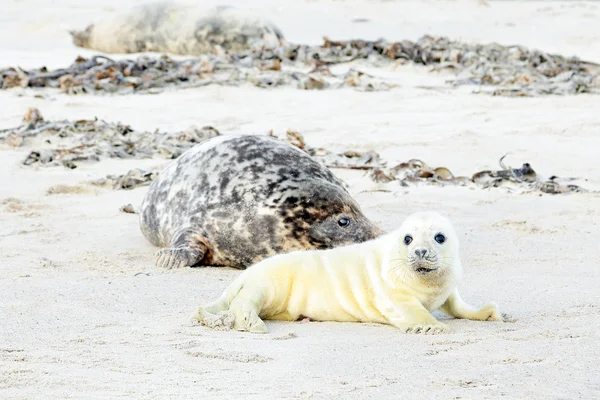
[{"x1": 414, "y1": 248, "x2": 428, "y2": 259}]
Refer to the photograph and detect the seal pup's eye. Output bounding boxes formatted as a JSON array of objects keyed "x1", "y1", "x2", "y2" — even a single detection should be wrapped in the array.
[
  {"x1": 434, "y1": 233, "x2": 446, "y2": 244},
  {"x1": 403, "y1": 235, "x2": 413, "y2": 245},
  {"x1": 338, "y1": 217, "x2": 351, "y2": 227}
]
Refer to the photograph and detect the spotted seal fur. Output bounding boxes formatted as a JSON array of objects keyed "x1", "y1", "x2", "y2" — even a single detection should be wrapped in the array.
[{"x1": 139, "y1": 134, "x2": 384, "y2": 269}]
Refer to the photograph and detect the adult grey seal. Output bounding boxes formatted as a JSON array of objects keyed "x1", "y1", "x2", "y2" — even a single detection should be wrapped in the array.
[
  {"x1": 70, "y1": 2, "x2": 284, "y2": 56},
  {"x1": 139, "y1": 134, "x2": 384, "y2": 269}
]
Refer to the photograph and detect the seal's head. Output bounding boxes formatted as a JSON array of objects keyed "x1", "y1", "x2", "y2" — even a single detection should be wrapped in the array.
[
  {"x1": 391, "y1": 211, "x2": 461, "y2": 280},
  {"x1": 278, "y1": 182, "x2": 384, "y2": 250},
  {"x1": 69, "y1": 25, "x2": 93, "y2": 48}
]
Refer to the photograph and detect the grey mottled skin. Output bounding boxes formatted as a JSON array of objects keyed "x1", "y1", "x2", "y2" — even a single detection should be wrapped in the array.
[{"x1": 139, "y1": 134, "x2": 384, "y2": 269}]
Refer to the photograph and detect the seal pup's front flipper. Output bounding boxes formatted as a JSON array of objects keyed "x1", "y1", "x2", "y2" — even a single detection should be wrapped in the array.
[
  {"x1": 228, "y1": 285, "x2": 268, "y2": 334},
  {"x1": 198, "y1": 296, "x2": 229, "y2": 316},
  {"x1": 380, "y1": 297, "x2": 449, "y2": 334},
  {"x1": 194, "y1": 295, "x2": 236, "y2": 330},
  {"x1": 440, "y1": 289, "x2": 503, "y2": 322},
  {"x1": 155, "y1": 228, "x2": 209, "y2": 269}
]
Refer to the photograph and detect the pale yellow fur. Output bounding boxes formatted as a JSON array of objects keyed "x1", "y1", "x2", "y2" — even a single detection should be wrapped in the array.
[{"x1": 195, "y1": 211, "x2": 503, "y2": 334}]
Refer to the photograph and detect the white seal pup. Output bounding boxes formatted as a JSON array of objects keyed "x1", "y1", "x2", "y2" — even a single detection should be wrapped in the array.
[
  {"x1": 195, "y1": 211, "x2": 503, "y2": 333},
  {"x1": 70, "y1": 2, "x2": 284, "y2": 56},
  {"x1": 139, "y1": 134, "x2": 384, "y2": 269}
]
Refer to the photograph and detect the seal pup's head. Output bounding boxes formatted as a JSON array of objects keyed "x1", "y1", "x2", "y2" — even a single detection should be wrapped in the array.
[{"x1": 387, "y1": 211, "x2": 461, "y2": 283}]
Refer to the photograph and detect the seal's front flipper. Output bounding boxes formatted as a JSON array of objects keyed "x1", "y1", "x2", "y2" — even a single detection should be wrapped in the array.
[
  {"x1": 232, "y1": 306, "x2": 268, "y2": 334},
  {"x1": 440, "y1": 289, "x2": 503, "y2": 322},
  {"x1": 194, "y1": 296, "x2": 235, "y2": 330},
  {"x1": 229, "y1": 286, "x2": 268, "y2": 334},
  {"x1": 197, "y1": 296, "x2": 229, "y2": 318},
  {"x1": 381, "y1": 296, "x2": 449, "y2": 334},
  {"x1": 156, "y1": 247, "x2": 203, "y2": 269},
  {"x1": 155, "y1": 228, "x2": 209, "y2": 269}
]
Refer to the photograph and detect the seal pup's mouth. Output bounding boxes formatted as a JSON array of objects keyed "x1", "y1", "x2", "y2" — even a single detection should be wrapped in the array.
[
  {"x1": 410, "y1": 257, "x2": 439, "y2": 274},
  {"x1": 412, "y1": 261, "x2": 439, "y2": 274},
  {"x1": 415, "y1": 266, "x2": 438, "y2": 274}
]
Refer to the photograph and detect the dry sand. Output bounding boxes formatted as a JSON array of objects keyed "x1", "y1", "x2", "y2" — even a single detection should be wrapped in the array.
[{"x1": 1, "y1": 0, "x2": 600, "y2": 398}]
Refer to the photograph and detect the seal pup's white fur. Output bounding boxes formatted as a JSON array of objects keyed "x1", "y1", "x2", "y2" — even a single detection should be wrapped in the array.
[{"x1": 195, "y1": 211, "x2": 502, "y2": 334}]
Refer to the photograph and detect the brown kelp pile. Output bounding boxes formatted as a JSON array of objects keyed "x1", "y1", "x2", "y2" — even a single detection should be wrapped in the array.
[
  {"x1": 0, "y1": 109, "x2": 591, "y2": 194},
  {"x1": 0, "y1": 54, "x2": 394, "y2": 94},
  {"x1": 321, "y1": 36, "x2": 600, "y2": 96},
  {"x1": 275, "y1": 130, "x2": 589, "y2": 195},
  {"x1": 91, "y1": 168, "x2": 160, "y2": 191},
  {"x1": 0, "y1": 109, "x2": 382, "y2": 172},
  {"x1": 2, "y1": 36, "x2": 598, "y2": 96},
  {"x1": 268, "y1": 129, "x2": 384, "y2": 171},
  {"x1": 368, "y1": 156, "x2": 589, "y2": 194},
  {"x1": 0, "y1": 108, "x2": 220, "y2": 168}
]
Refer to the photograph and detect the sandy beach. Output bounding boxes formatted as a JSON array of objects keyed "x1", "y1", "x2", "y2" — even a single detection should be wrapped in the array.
[{"x1": 1, "y1": 0, "x2": 600, "y2": 398}]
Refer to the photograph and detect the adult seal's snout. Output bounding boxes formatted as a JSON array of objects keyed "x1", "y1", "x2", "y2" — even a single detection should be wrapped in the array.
[{"x1": 139, "y1": 134, "x2": 384, "y2": 269}]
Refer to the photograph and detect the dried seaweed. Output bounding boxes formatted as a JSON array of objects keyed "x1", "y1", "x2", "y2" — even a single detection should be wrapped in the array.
[
  {"x1": 0, "y1": 54, "x2": 394, "y2": 94},
  {"x1": 369, "y1": 155, "x2": 592, "y2": 195},
  {"x1": 320, "y1": 36, "x2": 600, "y2": 96},
  {"x1": 268, "y1": 129, "x2": 384, "y2": 170},
  {"x1": 90, "y1": 168, "x2": 159, "y2": 190},
  {"x1": 0, "y1": 108, "x2": 220, "y2": 168},
  {"x1": 1, "y1": 109, "x2": 383, "y2": 173},
  {"x1": 309, "y1": 148, "x2": 383, "y2": 170},
  {"x1": 2, "y1": 35, "x2": 598, "y2": 96},
  {"x1": 119, "y1": 203, "x2": 136, "y2": 214},
  {"x1": 2, "y1": 109, "x2": 591, "y2": 195}
]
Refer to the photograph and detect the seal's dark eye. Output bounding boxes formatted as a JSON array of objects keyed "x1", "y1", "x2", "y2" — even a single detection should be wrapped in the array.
[
  {"x1": 338, "y1": 217, "x2": 351, "y2": 228},
  {"x1": 403, "y1": 235, "x2": 413, "y2": 245},
  {"x1": 434, "y1": 233, "x2": 446, "y2": 244}
]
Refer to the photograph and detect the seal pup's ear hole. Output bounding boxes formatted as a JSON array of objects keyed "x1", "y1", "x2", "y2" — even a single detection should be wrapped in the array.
[
  {"x1": 403, "y1": 235, "x2": 413, "y2": 245},
  {"x1": 337, "y1": 217, "x2": 351, "y2": 228},
  {"x1": 434, "y1": 233, "x2": 446, "y2": 244}
]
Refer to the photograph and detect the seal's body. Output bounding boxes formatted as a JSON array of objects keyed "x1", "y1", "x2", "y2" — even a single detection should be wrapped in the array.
[
  {"x1": 70, "y1": 2, "x2": 284, "y2": 56},
  {"x1": 139, "y1": 134, "x2": 383, "y2": 269},
  {"x1": 195, "y1": 211, "x2": 503, "y2": 333}
]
